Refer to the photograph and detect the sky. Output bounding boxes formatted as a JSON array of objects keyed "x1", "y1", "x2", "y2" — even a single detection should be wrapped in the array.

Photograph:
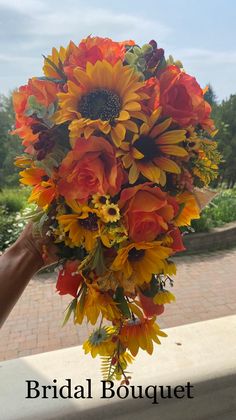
[{"x1": 0, "y1": 0, "x2": 235, "y2": 101}]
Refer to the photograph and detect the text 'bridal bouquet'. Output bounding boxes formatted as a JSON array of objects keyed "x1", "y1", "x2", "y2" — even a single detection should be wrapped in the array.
[{"x1": 12, "y1": 36, "x2": 220, "y2": 383}]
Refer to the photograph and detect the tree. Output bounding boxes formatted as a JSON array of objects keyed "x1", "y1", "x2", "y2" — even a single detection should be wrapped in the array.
[{"x1": 0, "y1": 93, "x2": 23, "y2": 188}]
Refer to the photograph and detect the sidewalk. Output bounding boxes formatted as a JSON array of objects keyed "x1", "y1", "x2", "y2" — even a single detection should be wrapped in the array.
[{"x1": 1, "y1": 248, "x2": 236, "y2": 361}]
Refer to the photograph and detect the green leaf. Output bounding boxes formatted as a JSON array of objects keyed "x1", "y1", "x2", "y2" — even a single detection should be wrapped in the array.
[
  {"x1": 90, "y1": 241, "x2": 107, "y2": 276},
  {"x1": 125, "y1": 52, "x2": 137, "y2": 65},
  {"x1": 114, "y1": 287, "x2": 131, "y2": 318},
  {"x1": 79, "y1": 285, "x2": 87, "y2": 313},
  {"x1": 37, "y1": 76, "x2": 65, "y2": 84},
  {"x1": 62, "y1": 298, "x2": 77, "y2": 326},
  {"x1": 141, "y1": 44, "x2": 153, "y2": 55},
  {"x1": 43, "y1": 55, "x2": 66, "y2": 81}
]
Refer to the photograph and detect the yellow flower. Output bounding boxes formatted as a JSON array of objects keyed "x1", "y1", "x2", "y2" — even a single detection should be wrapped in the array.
[
  {"x1": 153, "y1": 290, "x2": 176, "y2": 305},
  {"x1": 111, "y1": 241, "x2": 173, "y2": 286},
  {"x1": 119, "y1": 317, "x2": 167, "y2": 356},
  {"x1": 100, "y1": 203, "x2": 120, "y2": 223},
  {"x1": 76, "y1": 286, "x2": 120, "y2": 324},
  {"x1": 118, "y1": 108, "x2": 187, "y2": 185},
  {"x1": 83, "y1": 326, "x2": 117, "y2": 358},
  {"x1": 92, "y1": 193, "x2": 110, "y2": 209},
  {"x1": 53, "y1": 60, "x2": 147, "y2": 147},
  {"x1": 57, "y1": 209, "x2": 99, "y2": 251},
  {"x1": 43, "y1": 45, "x2": 68, "y2": 78}
]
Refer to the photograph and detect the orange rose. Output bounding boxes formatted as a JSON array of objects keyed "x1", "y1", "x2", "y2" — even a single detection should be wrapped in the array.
[
  {"x1": 58, "y1": 136, "x2": 126, "y2": 203},
  {"x1": 159, "y1": 65, "x2": 214, "y2": 130},
  {"x1": 119, "y1": 183, "x2": 179, "y2": 242}
]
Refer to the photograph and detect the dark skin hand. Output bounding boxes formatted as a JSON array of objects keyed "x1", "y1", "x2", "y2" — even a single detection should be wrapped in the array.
[{"x1": 0, "y1": 223, "x2": 58, "y2": 328}]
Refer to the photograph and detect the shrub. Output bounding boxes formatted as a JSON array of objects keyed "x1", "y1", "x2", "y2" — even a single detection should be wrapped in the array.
[
  {"x1": 192, "y1": 188, "x2": 236, "y2": 233},
  {"x1": 0, "y1": 206, "x2": 26, "y2": 251},
  {"x1": 0, "y1": 188, "x2": 29, "y2": 213}
]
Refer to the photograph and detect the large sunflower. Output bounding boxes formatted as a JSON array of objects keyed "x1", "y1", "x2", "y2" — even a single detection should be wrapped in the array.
[
  {"x1": 118, "y1": 107, "x2": 187, "y2": 185},
  {"x1": 54, "y1": 60, "x2": 147, "y2": 147},
  {"x1": 111, "y1": 241, "x2": 173, "y2": 286}
]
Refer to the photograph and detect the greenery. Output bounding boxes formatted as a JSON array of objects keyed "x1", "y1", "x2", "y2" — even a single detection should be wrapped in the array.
[{"x1": 192, "y1": 188, "x2": 236, "y2": 232}]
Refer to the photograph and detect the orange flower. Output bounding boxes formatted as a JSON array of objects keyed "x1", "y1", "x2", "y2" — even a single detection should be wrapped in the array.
[
  {"x1": 119, "y1": 183, "x2": 179, "y2": 242},
  {"x1": 174, "y1": 191, "x2": 200, "y2": 226},
  {"x1": 12, "y1": 78, "x2": 58, "y2": 146},
  {"x1": 19, "y1": 167, "x2": 57, "y2": 208},
  {"x1": 56, "y1": 260, "x2": 83, "y2": 297},
  {"x1": 159, "y1": 65, "x2": 214, "y2": 131},
  {"x1": 54, "y1": 37, "x2": 135, "y2": 82},
  {"x1": 140, "y1": 77, "x2": 160, "y2": 114},
  {"x1": 119, "y1": 317, "x2": 167, "y2": 356},
  {"x1": 58, "y1": 136, "x2": 126, "y2": 203}
]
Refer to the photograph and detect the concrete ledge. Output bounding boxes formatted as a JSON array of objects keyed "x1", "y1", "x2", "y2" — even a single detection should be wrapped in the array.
[
  {"x1": 183, "y1": 221, "x2": 236, "y2": 254},
  {"x1": 1, "y1": 315, "x2": 236, "y2": 420}
]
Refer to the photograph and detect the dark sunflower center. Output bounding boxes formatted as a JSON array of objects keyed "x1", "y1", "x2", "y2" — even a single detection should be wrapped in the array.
[
  {"x1": 78, "y1": 89, "x2": 121, "y2": 121},
  {"x1": 134, "y1": 135, "x2": 158, "y2": 162},
  {"x1": 128, "y1": 248, "x2": 145, "y2": 262},
  {"x1": 99, "y1": 196, "x2": 107, "y2": 204},
  {"x1": 79, "y1": 213, "x2": 98, "y2": 231},
  {"x1": 108, "y1": 208, "x2": 117, "y2": 215}
]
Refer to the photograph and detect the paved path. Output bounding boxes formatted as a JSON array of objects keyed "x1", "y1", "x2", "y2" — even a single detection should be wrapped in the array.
[{"x1": 1, "y1": 248, "x2": 236, "y2": 361}]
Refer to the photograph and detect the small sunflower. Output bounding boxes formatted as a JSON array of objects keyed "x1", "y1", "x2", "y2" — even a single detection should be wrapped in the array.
[
  {"x1": 100, "y1": 203, "x2": 120, "y2": 223},
  {"x1": 111, "y1": 241, "x2": 173, "y2": 285},
  {"x1": 118, "y1": 107, "x2": 187, "y2": 185},
  {"x1": 83, "y1": 326, "x2": 117, "y2": 358},
  {"x1": 92, "y1": 193, "x2": 110, "y2": 209},
  {"x1": 53, "y1": 60, "x2": 147, "y2": 147}
]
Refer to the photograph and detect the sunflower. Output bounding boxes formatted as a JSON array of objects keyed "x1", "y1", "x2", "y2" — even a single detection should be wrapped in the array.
[
  {"x1": 111, "y1": 241, "x2": 173, "y2": 286},
  {"x1": 118, "y1": 107, "x2": 187, "y2": 185},
  {"x1": 92, "y1": 193, "x2": 110, "y2": 209},
  {"x1": 76, "y1": 285, "x2": 120, "y2": 324},
  {"x1": 100, "y1": 203, "x2": 120, "y2": 223},
  {"x1": 19, "y1": 167, "x2": 57, "y2": 208},
  {"x1": 119, "y1": 317, "x2": 167, "y2": 356},
  {"x1": 57, "y1": 209, "x2": 99, "y2": 251},
  {"x1": 53, "y1": 60, "x2": 147, "y2": 147},
  {"x1": 83, "y1": 326, "x2": 117, "y2": 358}
]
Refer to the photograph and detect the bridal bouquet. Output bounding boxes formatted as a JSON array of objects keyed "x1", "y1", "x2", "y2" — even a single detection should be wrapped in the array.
[{"x1": 13, "y1": 36, "x2": 220, "y2": 382}]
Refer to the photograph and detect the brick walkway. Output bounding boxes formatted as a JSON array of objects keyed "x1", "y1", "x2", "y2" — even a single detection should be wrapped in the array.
[{"x1": 1, "y1": 248, "x2": 236, "y2": 361}]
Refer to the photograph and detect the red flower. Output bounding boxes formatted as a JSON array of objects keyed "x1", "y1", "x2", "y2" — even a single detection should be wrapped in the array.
[
  {"x1": 139, "y1": 292, "x2": 165, "y2": 318},
  {"x1": 56, "y1": 261, "x2": 82, "y2": 297}
]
